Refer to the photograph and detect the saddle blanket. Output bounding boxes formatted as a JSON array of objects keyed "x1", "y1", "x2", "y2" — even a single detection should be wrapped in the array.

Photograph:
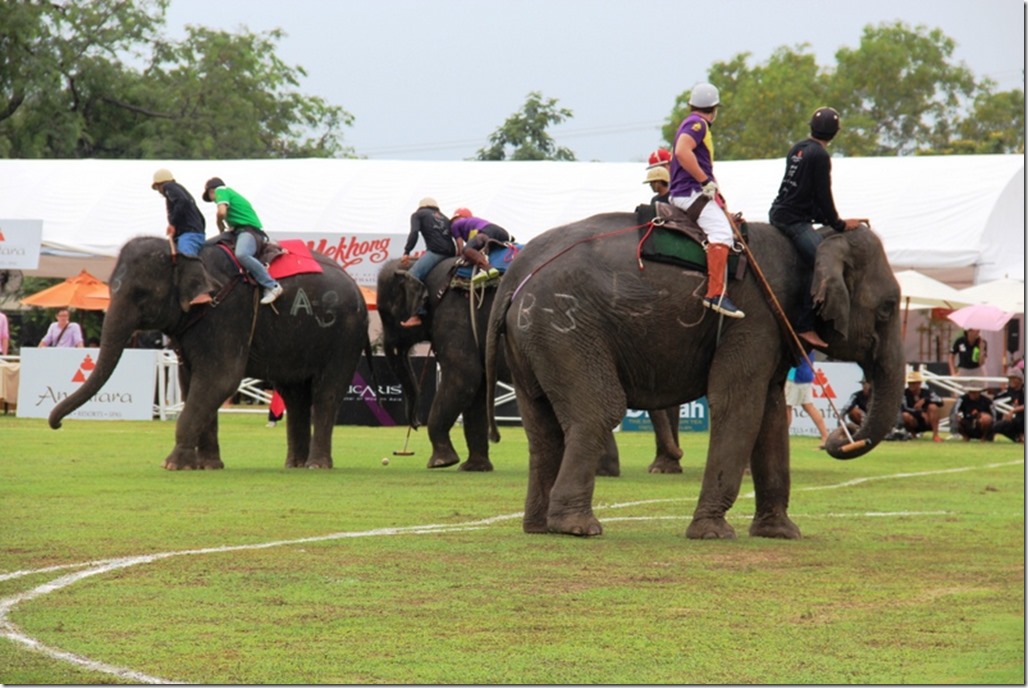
[
  {"x1": 268, "y1": 239, "x2": 324, "y2": 279},
  {"x1": 638, "y1": 225, "x2": 746, "y2": 280},
  {"x1": 454, "y1": 243, "x2": 523, "y2": 281}
]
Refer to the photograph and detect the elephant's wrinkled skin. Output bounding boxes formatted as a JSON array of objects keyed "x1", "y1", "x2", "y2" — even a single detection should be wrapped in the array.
[
  {"x1": 486, "y1": 213, "x2": 904, "y2": 539},
  {"x1": 377, "y1": 257, "x2": 509, "y2": 471},
  {"x1": 50, "y1": 236, "x2": 370, "y2": 470}
]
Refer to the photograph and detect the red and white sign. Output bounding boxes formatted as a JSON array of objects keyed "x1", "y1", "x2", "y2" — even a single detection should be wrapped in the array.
[
  {"x1": 270, "y1": 231, "x2": 402, "y2": 287},
  {"x1": 0, "y1": 219, "x2": 42, "y2": 270}
]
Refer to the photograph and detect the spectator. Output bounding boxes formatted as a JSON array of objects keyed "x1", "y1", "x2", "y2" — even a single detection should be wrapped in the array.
[
  {"x1": 992, "y1": 367, "x2": 1024, "y2": 443},
  {"x1": 399, "y1": 197, "x2": 457, "y2": 328},
  {"x1": 784, "y1": 358, "x2": 830, "y2": 449},
  {"x1": 952, "y1": 384, "x2": 995, "y2": 441},
  {"x1": 949, "y1": 328, "x2": 987, "y2": 378},
  {"x1": 39, "y1": 309, "x2": 84, "y2": 348},
  {"x1": 899, "y1": 370, "x2": 944, "y2": 442},
  {"x1": 841, "y1": 376, "x2": 871, "y2": 425},
  {"x1": 152, "y1": 168, "x2": 206, "y2": 257},
  {"x1": 768, "y1": 107, "x2": 864, "y2": 349},
  {"x1": 0, "y1": 310, "x2": 8, "y2": 355}
]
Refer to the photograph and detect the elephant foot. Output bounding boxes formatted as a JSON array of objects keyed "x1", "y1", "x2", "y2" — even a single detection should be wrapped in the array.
[
  {"x1": 685, "y1": 517, "x2": 737, "y2": 540},
  {"x1": 547, "y1": 512, "x2": 603, "y2": 537},
  {"x1": 647, "y1": 456, "x2": 683, "y2": 474},
  {"x1": 596, "y1": 464, "x2": 620, "y2": 477},
  {"x1": 749, "y1": 514, "x2": 802, "y2": 539},
  {"x1": 196, "y1": 457, "x2": 225, "y2": 470},
  {"x1": 427, "y1": 453, "x2": 460, "y2": 469},
  {"x1": 523, "y1": 518, "x2": 549, "y2": 534},
  {"x1": 459, "y1": 458, "x2": 494, "y2": 472},
  {"x1": 162, "y1": 449, "x2": 201, "y2": 471},
  {"x1": 304, "y1": 459, "x2": 333, "y2": 469}
]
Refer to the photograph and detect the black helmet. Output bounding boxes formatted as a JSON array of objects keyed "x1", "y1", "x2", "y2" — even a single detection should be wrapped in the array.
[
  {"x1": 202, "y1": 177, "x2": 225, "y2": 202},
  {"x1": 810, "y1": 107, "x2": 840, "y2": 140}
]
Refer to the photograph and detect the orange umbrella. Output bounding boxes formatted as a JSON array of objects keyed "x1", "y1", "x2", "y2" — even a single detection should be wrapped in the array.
[{"x1": 21, "y1": 269, "x2": 111, "y2": 311}]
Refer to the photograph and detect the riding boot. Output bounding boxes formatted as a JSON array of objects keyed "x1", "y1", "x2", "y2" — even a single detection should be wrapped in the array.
[{"x1": 704, "y1": 243, "x2": 745, "y2": 318}]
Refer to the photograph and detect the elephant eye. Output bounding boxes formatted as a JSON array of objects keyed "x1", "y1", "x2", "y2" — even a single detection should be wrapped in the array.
[{"x1": 876, "y1": 299, "x2": 897, "y2": 322}]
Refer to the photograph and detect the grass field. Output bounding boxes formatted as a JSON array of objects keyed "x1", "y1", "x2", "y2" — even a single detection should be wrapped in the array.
[{"x1": 0, "y1": 412, "x2": 1024, "y2": 684}]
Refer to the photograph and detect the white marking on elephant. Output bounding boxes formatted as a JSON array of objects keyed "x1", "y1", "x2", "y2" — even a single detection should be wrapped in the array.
[
  {"x1": 541, "y1": 293, "x2": 579, "y2": 333},
  {"x1": 1, "y1": 458, "x2": 1019, "y2": 684},
  {"x1": 609, "y1": 272, "x2": 653, "y2": 318},
  {"x1": 289, "y1": 287, "x2": 337, "y2": 328},
  {"x1": 516, "y1": 292, "x2": 536, "y2": 331}
]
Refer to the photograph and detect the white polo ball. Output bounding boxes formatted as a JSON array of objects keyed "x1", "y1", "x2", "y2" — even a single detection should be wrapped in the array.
[{"x1": 381, "y1": 457, "x2": 390, "y2": 466}]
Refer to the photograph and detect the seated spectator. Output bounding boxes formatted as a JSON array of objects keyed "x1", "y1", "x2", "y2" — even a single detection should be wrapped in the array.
[
  {"x1": 900, "y1": 370, "x2": 943, "y2": 442},
  {"x1": 953, "y1": 384, "x2": 995, "y2": 441},
  {"x1": 841, "y1": 376, "x2": 871, "y2": 425},
  {"x1": 992, "y1": 367, "x2": 1024, "y2": 443}
]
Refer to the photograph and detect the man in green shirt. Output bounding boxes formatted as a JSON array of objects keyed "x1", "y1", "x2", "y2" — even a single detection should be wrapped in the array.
[{"x1": 202, "y1": 177, "x2": 283, "y2": 304}]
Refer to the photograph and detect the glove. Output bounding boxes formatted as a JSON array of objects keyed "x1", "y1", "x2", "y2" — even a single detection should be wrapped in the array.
[{"x1": 701, "y1": 179, "x2": 719, "y2": 199}]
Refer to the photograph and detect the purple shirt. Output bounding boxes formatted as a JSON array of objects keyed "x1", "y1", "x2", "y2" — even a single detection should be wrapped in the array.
[
  {"x1": 669, "y1": 113, "x2": 715, "y2": 198},
  {"x1": 41, "y1": 320, "x2": 83, "y2": 347},
  {"x1": 0, "y1": 312, "x2": 8, "y2": 354},
  {"x1": 451, "y1": 216, "x2": 492, "y2": 242}
]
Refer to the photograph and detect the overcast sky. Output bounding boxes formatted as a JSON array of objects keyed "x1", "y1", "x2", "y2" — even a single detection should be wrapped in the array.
[{"x1": 162, "y1": 0, "x2": 1025, "y2": 162}]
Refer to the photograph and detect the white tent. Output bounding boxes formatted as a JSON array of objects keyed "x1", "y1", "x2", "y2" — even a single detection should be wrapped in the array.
[{"x1": 0, "y1": 154, "x2": 1022, "y2": 283}]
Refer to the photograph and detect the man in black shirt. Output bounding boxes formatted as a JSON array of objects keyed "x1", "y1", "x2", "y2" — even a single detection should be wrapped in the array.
[
  {"x1": 993, "y1": 367, "x2": 1025, "y2": 442},
  {"x1": 769, "y1": 108, "x2": 864, "y2": 349},
  {"x1": 953, "y1": 385, "x2": 996, "y2": 441},
  {"x1": 152, "y1": 168, "x2": 206, "y2": 256}
]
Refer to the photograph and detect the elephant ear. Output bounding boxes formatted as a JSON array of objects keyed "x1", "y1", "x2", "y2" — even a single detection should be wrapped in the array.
[
  {"x1": 174, "y1": 255, "x2": 216, "y2": 312},
  {"x1": 811, "y1": 234, "x2": 851, "y2": 338}
]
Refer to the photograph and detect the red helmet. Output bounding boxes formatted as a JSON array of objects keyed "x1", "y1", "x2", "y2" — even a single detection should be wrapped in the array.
[
  {"x1": 453, "y1": 207, "x2": 473, "y2": 219},
  {"x1": 646, "y1": 147, "x2": 672, "y2": 169}
]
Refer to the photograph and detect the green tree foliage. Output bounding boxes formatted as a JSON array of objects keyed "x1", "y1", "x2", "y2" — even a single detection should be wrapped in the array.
[
  {"x1": 662, "y1": 22, "x2": 1023, "y2": 160},
  {"x1": 476, "y1": 92, "x2": 576, "y2": 161},
  {"x1": 0, "y1": 0, "x2": 353, "y2": 159}
]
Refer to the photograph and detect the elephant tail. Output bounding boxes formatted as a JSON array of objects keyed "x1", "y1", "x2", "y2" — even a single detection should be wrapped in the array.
[{"x1": 484, "y1": 292, "x2": 511, "y2": 444}]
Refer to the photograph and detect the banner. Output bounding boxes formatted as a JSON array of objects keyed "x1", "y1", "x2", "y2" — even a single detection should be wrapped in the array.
[
  {"x1": 789, "y1": 361, "x2": 863, "y2": 437},
  {"x1": 621, "y1": 399, "x2": 710, "y2": 432},
  {"x1": 18, "y1": 348, "x2": 157, "y2": 421},
  {"x1": 270, "y1": 231, "x2": 402, "y2": 287},
  {"x1": 0, "y1": 219, "x2": 42, "y2": 270},
  {"x1": 338, "y1": 355, "x2": 436, "y2": 426}
]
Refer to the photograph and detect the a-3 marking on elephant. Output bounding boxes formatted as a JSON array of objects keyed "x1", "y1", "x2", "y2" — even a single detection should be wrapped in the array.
[
  {"x1": 49, "y1": 236, "x2": 371, "y2": 471},
  {"x1": 486, "y1": 213, "x2": 904, "y2": 538}
]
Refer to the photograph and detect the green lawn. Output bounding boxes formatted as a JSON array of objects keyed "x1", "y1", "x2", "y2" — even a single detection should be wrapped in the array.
[{"x1": 0, "y1": 413, "x2": 1023, "y2": 684}]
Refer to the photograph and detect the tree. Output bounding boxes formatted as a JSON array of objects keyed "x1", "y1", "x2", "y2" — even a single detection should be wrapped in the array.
[
  {"x1": 0, "y1": 0, "x2": 353, "y2": 159},
  {"x1": 661, "y1": 22, "x2": 1021, "y2": 159},
  {"x1": 476, "y1": 92, "x2": 576, "y2": 161}
]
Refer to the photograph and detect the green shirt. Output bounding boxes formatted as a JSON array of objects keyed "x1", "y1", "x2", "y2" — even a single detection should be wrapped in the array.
[{"x1": 214, "y1": 187, "x2": 262, "y2": 230}]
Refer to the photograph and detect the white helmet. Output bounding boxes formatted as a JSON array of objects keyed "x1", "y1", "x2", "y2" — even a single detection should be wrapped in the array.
[{"x1": 688, "y1": 83, "x2": 720, "y2": 109}]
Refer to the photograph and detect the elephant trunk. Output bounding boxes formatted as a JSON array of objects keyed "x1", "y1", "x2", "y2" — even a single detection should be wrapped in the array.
[
  {"x1": 825, "y1": 334, "x2": 905, "y2": 460},
  {"x1": 48, "y1": 310, "x2": 137, "y2": 429},
  {"x1": 384, "y1": 341, "x2": 421, "y2": 429}
]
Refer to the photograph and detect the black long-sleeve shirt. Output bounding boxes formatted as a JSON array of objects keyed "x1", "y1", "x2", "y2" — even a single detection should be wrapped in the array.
[
  {"x1": 404, "y1": 207, "x2": 456, "y2": 256},
  {"x1": 162, "y1": 181, "x2": 206, "y2": 238},
  {"x1": 768, "y1": 138, "x2": 845, "y2": 231}
]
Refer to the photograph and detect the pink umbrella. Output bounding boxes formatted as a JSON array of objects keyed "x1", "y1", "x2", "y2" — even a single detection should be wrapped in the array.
[{"x1": 946, "y1": 304, "x2": 1015, "y2": 331}]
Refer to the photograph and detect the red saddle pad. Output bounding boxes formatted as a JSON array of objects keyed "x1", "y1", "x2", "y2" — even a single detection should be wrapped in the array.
[{"x1": 268, "y1": 239, "x2": 324, "y2": 279}]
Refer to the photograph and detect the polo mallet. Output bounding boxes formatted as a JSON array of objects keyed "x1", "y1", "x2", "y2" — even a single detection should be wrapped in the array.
[
  {"x1": 392, "y1": 345, "x2": 435, "y2": 456},
  {"x1": 718, "y1": 203, "x2": 868, "y2": 454}
]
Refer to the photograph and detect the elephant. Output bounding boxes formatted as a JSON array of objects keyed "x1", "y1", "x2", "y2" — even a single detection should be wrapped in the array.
[
  {"x1": 377, "y1": 257, "x2": 684, "y2": 474},
  {"x1": 485, "y1": 212, "x2": 904, "y2": 539},
  {"x1": 49, "y1": 235, "x2": 371, "y2": 470}
]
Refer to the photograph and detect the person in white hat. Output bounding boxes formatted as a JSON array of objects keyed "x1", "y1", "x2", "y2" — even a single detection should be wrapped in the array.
[
  {"x1": 992, "y1": 367, "x2": 1024, "y2": 442},
  {"x1": 953, "y1": 382, "x2": 996, "y2": 441},
  {"x1": 399, "y1": 197, "x2": 457, "y2": 328},
  {"x1": 899, "y1": 369, "x2": 944, "y2": 442},
  {"x1": 152, "y1": 168, "x2": 206, "y2": 256}
]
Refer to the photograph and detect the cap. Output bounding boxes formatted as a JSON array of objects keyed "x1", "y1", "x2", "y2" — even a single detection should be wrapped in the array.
[
  {"x1": 688, "y1": 83, "x2": 720, "y2": 109},
  {"x1": 152, "y1": 168, "x2": 174, "y2": 189},
  {"x1": 810, "y1": 107, "x2": 841, "y2": 140},
  {"x1": 906, "y1": 370, "x2": 924, "y2": 384},
  {"x1": 453, "y1": 207, "x2": 472, "y2": 219},
  {"x1": 202, "y1": 177, "x2": 225, "y2": 202},
  {"x1": 643, "y1": 167, "x2": 670, "y2": 184},
  {"x1": 418, "y1": 197, "x2": 439, "y2": 210},
  {"x1": 646, "y1": 148, "x2": 672, "y2": 170}
]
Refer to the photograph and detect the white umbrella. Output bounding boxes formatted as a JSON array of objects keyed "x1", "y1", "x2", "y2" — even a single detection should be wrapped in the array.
[
  {"x1": 958, "y1": 278, "x2": 1025, "y2": 313},
  {"x1": 893, "y1": 270, "x2": 970, "y2": 310}
]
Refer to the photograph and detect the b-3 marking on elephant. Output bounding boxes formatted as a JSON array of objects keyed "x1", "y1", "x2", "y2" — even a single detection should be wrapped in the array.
[
  {"x1": 486, "y1": 212, "x2": 903, "y2": 539},
  {"x1": 542, "y1": 293, "x2": 580, "y2": 333},
  {"x1": 50, "y1": 236, "x2": 371, "y2": 471}
]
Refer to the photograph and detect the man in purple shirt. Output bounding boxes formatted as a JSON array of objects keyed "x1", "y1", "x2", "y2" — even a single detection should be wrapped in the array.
[
  {"x1": 669, "y1": 82, "x2": 744, "y2": 319},
  {"x1": 39, "y1": 309, "x2": 84, "y2": 348}
]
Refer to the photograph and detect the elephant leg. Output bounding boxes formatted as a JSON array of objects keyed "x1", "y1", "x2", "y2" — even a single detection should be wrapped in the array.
[
  {"x1": 164, "y1": 364, "x2": 241, "y2": 470},
  {"x1": 306, "y1": 378, "x2": 341, "y2": 469},
  {"x1": 748, "y1": 386, "x2": 801, "y2": 539},
  {"x1": 519, "y1": 390, "x2": 565, "y2": 534},
  {"x1": 279, "y1": 384, "x2": 314, "y2": 468},
  {"x1": 596, "y1": 432, "x2": 620, "y2": 477},
  {"x1": 648, "y1": 405, "x2": 684, "y2": 474},
  {"x1": 459, "y1": 384, "x2": 494, "y2": 472},
  {"x1": 423, "y1": 361, "x2": 467, "y2": 469},
  {"x1": 195, "y1": 412, "x2": 223, "y2": 469}
]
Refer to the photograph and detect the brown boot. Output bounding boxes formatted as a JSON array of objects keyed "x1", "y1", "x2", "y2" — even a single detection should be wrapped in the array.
[{"x1": 703, "y1": 243, "x2": 744, "y2": 318}]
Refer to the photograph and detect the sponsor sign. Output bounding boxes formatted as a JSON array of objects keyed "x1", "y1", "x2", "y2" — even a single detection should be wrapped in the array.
[
  {"x1": 788, "y1": 361, "x2": 863, "y2": 437},
  {"x1": 18, "y1": 348, "x2": 157, "y2": 421},
  {"x1": 0, "y1": 219, "x2": 42, "y2": 269},
  {"x1": 621, "y1": 399, "x2": 710, "y2": 432},
  {"x1": 270, "y1": 231, "x2": 401, "y2": 287},
  {"x1": 338, "y1": 355, "x2": 436, "y2": 426}
]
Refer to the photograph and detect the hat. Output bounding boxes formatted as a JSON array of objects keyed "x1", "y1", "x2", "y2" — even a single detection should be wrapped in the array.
[
  {"x1": 202, "y1": 177, "x2": 225, "y2": 202},
  {"x1": 646, "y1": 147, "x2": 672, "y2": 170},
  {"x1": 452, "y1": 207, "x2": 472, "y2": 219},
  {"x1": 1007, "y1": 367, "x2": 1024, "y2": 380},
  {"x1": 418, "y1": 197, "x2": 438, "y2": 209},
  {"x1": 964, "y1": 383, "x2": 985, "y2": 393},
  {"x1": 810, "y1": 107, "x2": 841, "y2": 140},
  {"x1": 906, "y1": 370, "x2": 924, "y2": 384},
  {"x1": 151, "y1": 168, "x2": 174, "y2": 189},
  {"x1": 643, "y1": 167, "x2": 670, "y2": 185}
]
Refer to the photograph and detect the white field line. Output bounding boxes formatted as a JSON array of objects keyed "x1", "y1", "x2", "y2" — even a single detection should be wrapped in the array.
[{"x1": 1, "y1": 459, "x2": 1022, "y2": 684}]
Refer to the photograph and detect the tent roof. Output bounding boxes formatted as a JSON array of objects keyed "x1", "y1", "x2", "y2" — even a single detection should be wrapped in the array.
[{"x1": 1, "y1": 155, "x2": 1022, "y2": 282}]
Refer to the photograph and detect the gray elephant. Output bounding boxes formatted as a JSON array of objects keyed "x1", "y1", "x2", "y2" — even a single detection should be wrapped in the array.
[
  {"x1": 378, "y1": 257, "x2": 683, "y2": 474},
  {"x1": 50, "y1": 236, "x2": 370, "y2": 470},
  {"x1": 486, "y1": 213, "x2": 904, "y2": 539}
]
